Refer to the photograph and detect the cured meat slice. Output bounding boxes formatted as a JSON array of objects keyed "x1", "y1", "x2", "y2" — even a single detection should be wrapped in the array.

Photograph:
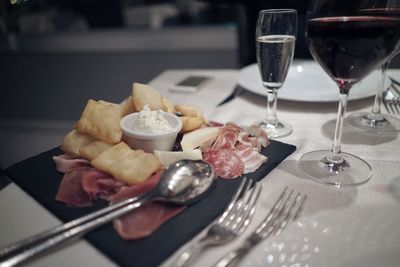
[
  {"x1": 110, "y1": 170, "x2": 186, "y2": 240},
  {"x1": 246, "y1": 125, "x2": 270, "y2": 148},
  {"x1": 234, "y1": 144, "x2": 268, "y2": 174},
  {"x1": 53, "y1": 154, "x2": 91, "y2": 173},
  {"x1": 56, "y1": 168, "x2": 94, "y2": 207},
  {"x1": 113, "y1": 203, "x2": 185, "y2": 240},
  {"x1": 206, "y1": 121, "x2": 224, "y2": 127},
  {"x1": 56, "y1": 167, "x2": 123, "y2": 207},
  {"x1": 211, "y1": 125, "x2": 241, "y2": 150},
  {"x1": 81, "y1": 170, "x2": 124, "y2": 200},
  {"x1": 203, "y1": 148, "x2": 244, "y2": 179},
  {"x1": 109, "y1": 170, "x2": 162, "y2": 203}
]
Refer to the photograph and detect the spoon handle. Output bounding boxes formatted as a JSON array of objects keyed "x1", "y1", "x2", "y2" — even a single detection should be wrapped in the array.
[{"x1": 0, "y1": 193, "x2": 152, "y2": 267}]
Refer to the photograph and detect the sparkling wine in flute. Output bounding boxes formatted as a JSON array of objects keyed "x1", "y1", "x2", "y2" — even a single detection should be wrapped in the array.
[
  {"x1": 256, "y1": 35, "x2": 296, "y2": 89},
  {"x1": 255, "y1": 9, "x2": 297, "y2": 139}
]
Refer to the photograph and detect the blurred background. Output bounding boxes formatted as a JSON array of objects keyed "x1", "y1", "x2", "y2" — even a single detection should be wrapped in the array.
[{"x1": 0, "y1": 0, "x2": 399, "y2": 169}]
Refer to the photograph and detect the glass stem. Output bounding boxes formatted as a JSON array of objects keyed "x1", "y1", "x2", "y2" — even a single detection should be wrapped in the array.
[
  {"x1": 266, "y1": 89, "x2": 278, "y2": 123},
  {"x1": 370, "y1": 61, "x2": 390, "y2": 118},
  {"x1": 329, "y1": 92, "x2": 349, "y2": 163}
]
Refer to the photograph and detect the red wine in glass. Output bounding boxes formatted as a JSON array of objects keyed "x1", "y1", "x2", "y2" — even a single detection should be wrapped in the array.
[
  {"x1": 307, "y1": 16, "x2": 400, "y2": 90},
  {"x1": 299, "y1": 15, "x2": 400, "y2": 187}
]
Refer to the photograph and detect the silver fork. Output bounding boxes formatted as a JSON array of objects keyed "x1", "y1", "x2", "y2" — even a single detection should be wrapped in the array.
[
  {"x1": 214, "y1": 187, "x2": 307, "y2": 267},
  {"x1": 170, "y1": 177, "x2": 262, "y2": 267}
]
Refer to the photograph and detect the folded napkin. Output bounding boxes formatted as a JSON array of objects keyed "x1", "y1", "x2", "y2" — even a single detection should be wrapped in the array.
[{"x1": 5, "y1": 140, "x2": 295, "y2": 267}]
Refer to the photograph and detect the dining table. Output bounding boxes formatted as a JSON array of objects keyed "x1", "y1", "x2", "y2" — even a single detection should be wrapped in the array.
[{"x1": 1, "y1": 59, "x2": 400, "y2": 267}]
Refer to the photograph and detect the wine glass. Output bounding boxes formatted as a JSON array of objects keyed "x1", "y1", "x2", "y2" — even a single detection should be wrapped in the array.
[
  {"x1": 298, "y1": 0, "x2": 400, "y2": 187},
  {"x1": 255, "y1": 9, "x2": 297, "y2": 138},
  {"x1": 346, "y1": 2, "x2": 400, "y2": 134}
]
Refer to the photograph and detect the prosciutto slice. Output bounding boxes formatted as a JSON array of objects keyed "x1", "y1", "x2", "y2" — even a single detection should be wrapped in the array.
[
  {"x1": 111, "y1": 170, "x2": 185, "y2": 240},
  {"x1": 81, "y1": 170, "x2": 124, "y2": 200},
  {"x1": 53, "y1": 154, "x2": 91, "y2": 173},
  {"x1": 203, "y1": 123, "x2": 270, "y2": 179},
  {"x1": 233, "y1": 144, "x2": 268, "y2": 174},
  {"x1": 211, "y1": 125, "x2": 241, "y2": 150},
  {"x1": 56, "y1": 167, "x2": 122, "y2": 207},
  {"x1": 109, "y1": 170, "x2": 162, "y2": 203},
  {"x1": 55, "y1": 167, "x2": 94, "y2": 207},
  {"x1": 113, "y1": 203, "x2": 185, "y2": 240}
]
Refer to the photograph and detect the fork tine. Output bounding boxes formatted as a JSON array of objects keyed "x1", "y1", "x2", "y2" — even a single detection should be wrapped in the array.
[
  {"x1": 223, "y1": 179, "x2": 255, "y2": 227},
  {"x1": 393, "y1": 102, "x2": 400, "y2": 114},
  {"x1": 254, "y1": 186, "x2": 288, "y2": 235},
  {"x1": 274, "y1": 193, "x2": 307, "y2": 235},
  {"x1": 233, "y1": 182, "x2": 262, "y2": 233},
  {"x1": 293, "y1": 194, "x2": 307, "y2": 221},
  {"x1": 218, "y1": 177, "x2": 248, "y2": 224},
  {"x1": 256, "y1": 189, "x2": 305, "y2": 239},
  {"x1": 389, "y1": 103, "x2": 398, "y2": 114},
  {"x1": 383, "y1": 100, "x2": 391, "y2": 113}
]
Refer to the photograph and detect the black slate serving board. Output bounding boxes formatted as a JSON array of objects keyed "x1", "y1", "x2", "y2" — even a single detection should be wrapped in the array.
[{"x1": 5, "y1": 140, "x2": 295, "y2": 267}]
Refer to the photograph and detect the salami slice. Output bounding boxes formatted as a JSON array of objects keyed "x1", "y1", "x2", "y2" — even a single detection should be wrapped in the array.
[{"x1": 203, "y1": 148, "x2": 244, "y2": 179}]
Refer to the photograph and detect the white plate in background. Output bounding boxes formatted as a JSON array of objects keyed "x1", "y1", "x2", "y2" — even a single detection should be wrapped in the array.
[
  {"x1": 237, "y1": 60, "x2": 389, "y2": 102},
  {"x1": 240, "y1": 205, "x2": 400, "y2": 267}
]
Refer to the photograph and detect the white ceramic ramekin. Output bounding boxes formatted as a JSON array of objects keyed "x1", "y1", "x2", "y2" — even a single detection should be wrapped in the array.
[{"x1": 120, "y1": 111, "x2": 182, "y2": 152}]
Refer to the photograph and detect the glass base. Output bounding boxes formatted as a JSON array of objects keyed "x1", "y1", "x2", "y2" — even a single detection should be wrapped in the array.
[
  {"x1": 258, "y1": 120, "x2": 292, "y2": 138},
  {"x1": 346, "y1": 112, "x2": 400, "y2": 135},
  {"x1": 298, "y1": 150, "x2": 372, "y2": 188}
]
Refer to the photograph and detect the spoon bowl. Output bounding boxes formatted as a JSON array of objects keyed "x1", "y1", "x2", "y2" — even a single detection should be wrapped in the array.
[{"x1": 158, "y1": 160, "x2": 214, "y2": 205}]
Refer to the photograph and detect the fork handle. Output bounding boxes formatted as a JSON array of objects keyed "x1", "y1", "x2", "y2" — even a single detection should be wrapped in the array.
[
  {"x1": 170, "y1": 237, "x2": 216, "y2": 267},
  {"x1": 170, "y1": 242, "x2": 203, "y2": 267},
  {"x1": 214, "y1": 246, "x2": 250, "y2": 267},
  {"x1": 171, "y1": 233, "x2": 223, "y2": 267}
]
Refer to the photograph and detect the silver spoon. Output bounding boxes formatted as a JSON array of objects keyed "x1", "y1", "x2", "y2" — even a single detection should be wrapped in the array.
[{"x1": 0, "y1": 159, "x2": 215, "y2": 267}]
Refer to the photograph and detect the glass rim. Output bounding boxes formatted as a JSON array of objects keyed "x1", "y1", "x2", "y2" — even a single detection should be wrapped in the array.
[{"x1": 259, "y1": 9, "x2": 297, "y2": 14}]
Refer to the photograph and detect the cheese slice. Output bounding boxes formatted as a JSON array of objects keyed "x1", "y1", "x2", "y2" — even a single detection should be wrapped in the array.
[
  {"x1": 154, "y1": 149, "x2": 202, "y2": 167},
  {"x1": 180, "y1": 127, "x2": 219, "y2": 151}
]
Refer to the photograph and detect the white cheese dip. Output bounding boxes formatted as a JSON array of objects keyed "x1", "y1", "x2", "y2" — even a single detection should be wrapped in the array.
[{"x1": 131, "y1": 105, "x2": 173, "y2": 133}]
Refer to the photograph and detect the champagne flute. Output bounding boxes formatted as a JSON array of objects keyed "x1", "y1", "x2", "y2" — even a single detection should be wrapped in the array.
[
  {"x1": 347, "y1": 5, "x2": 400, "y2": 134},
  {"x1": 256, "y1": 9, "x2": 297, "y2": 138},
  {"x1": 298, "y1": 0, "x2": 400, "y2": 187}
]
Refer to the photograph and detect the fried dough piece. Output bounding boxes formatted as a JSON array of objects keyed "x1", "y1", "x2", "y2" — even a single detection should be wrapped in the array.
[
  {"x1": 62, "y1": 130, "x2": 94, "y2": 156},
  {"x1": 98, "y1": 100, "x2": 120, "y2": 107},
  {"x1": 175, "y1": 104, "x2": 203, "y2": 118},
  {"x1": 162, "y1": 96, "x2": 175, "y2": 113},
  {"x1": 92, "y1": 142, "x2": 160, "y2": 185},
  {"x1": 132, "y1": 82, "x2": 163, "y2": 111},
  {"x1": 99, "y1": 97, "x2": 135, "y2": 117},
  {"x1": 109, "y1": 150, "x2": 160, "y2": 184},
  {"x1": 79, "y1": 140, "x2": 113, "y2": 161},
  {"x1": 75, "y1": 99, "x2": 122, "y2": 144},
  {"x1": 180, "y1": 116, "x2": 204, "y2": 133},
  {"x1": 175, "y1": 104, "x2": 207, "y2": 132},
  {"x1": 92, "y1": 142, "x2": 132, "y2": 172},
  {"x1": 121, "y1": 96, "x2": 136, "y2": 116}
]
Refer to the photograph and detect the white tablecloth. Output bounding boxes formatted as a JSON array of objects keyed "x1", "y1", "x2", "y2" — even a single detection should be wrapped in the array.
[{"x1": 1, "y1": 65, "x2": 400, "y2": 267}]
